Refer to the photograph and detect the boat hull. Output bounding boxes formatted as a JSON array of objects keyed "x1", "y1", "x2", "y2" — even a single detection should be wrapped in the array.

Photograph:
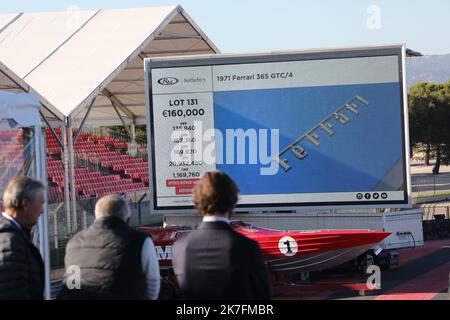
[
  {"x1": 139, "y1": 221, "x2": 390, "y2": 274},
  {"x1": 267, "y1": 243, "x2": 378, "y2": 273}
]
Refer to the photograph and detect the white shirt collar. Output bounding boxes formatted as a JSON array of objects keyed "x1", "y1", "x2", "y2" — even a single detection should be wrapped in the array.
[
  {"x1": 202, "y1": 215, "x2": 230, "y2": 224},
  {"x1": 2, "y1": 212, "x2": 23, "y2": 231}
]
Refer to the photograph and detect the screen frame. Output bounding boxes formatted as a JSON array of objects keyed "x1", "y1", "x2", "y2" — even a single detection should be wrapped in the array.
[{"x1": 144, "y1": 44, "x2": 412, "y2": 214}]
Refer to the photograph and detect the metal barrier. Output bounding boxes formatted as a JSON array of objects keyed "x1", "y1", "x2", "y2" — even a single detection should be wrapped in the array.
[
  {"x1": 420, "y1": 206, "x2": 450, "y2": 221},
  {"x1": 50, "y1": 279, "x2": 63, "y2": 300},
  {"x1": 419, "y1": 205, "x2": 450, "y2": 240}
]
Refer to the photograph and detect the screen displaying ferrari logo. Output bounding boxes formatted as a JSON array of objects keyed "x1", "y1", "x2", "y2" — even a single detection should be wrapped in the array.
[{"x1": 273, "y1": 95, "x2": 369, "y2": 172}]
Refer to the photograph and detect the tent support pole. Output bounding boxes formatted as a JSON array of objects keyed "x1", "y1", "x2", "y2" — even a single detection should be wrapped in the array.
[
  {"x1": 40, "y1": 110, "x2": 63, "y2": 149},
  {"x1": 73, "y1": 97, "x2": 96, "y2": 145},
  {"x1": 102, "y1": 89, "x2": 135, "y2": 138},
  {"x1": 61, "y1": 125, "x2": 72, "y2": 236},
  {"x1": 53, "y1": 202, "x2": 64, "y2": 250},
  {"x1": 66, "y1": 118, "x2": 78, "y2": 234},
  {"x1": 110, "y1": 99, "x2": 132, "y2": 137},
  {"x1": 36, "y1": 125, "x2": 51, "y2": 300},
  {"x1": 102, "y1": 88, "x2": 135, "y2": 119},
  {"x1": 131, "y1": 123, "x2": 136, "y2": 143}
]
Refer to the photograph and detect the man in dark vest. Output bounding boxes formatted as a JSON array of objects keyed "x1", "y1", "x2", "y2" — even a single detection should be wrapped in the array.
[
  {"x1": 58, "y1": 195, "x2": 160, "y2": 299},
  {"x1": 0, "y1": 176, "x2": 45, "y2": 299},
  {"x1": 172, "y1": 171, "x2": 272, "y2": 300}
]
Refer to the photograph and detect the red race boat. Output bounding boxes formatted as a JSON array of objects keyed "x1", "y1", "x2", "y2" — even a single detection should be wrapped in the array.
[{"x1": 139, "y1": 220, "x2": 390, "y2": 274}]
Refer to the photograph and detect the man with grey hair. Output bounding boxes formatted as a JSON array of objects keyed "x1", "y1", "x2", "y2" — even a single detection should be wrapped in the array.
[
  {"x1": 59, "y1": 195, "x2": 160, "y2": 300},
  {"x1": 0, "y1": 176, "x2": 45, "y2": 299}
]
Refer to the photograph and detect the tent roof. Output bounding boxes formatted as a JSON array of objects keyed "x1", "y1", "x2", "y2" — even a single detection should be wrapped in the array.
[{"x1": 0, "y1": 6, "x2": 219, "y2": 126}]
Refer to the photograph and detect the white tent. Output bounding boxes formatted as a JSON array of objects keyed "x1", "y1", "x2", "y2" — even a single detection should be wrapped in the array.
[
  {"x1": 0, "y1": 5, "x2": 218, "y2": 126},
  {"x1": 0, "y1": 6, "x2": 219, "y2": 264}
]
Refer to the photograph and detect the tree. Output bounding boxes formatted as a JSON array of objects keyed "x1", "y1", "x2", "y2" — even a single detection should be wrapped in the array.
[{"x1": 408, "y1": 81, "x2": 450, "y2": 174}]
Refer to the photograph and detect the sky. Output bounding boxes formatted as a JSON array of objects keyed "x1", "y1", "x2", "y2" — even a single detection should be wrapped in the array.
[{"x1": 1, "y1": 0, "x2": 449, "y2": 56}]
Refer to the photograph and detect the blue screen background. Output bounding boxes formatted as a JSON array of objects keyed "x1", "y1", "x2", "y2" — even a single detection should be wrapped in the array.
[{"x1": 213, "y1": 83, "x2": 404, "y2": 195}]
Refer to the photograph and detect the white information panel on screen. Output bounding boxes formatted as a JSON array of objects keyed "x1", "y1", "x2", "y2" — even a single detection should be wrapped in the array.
[{"x1": 146, "y1": 45, "x2": 411, "y2": 212}]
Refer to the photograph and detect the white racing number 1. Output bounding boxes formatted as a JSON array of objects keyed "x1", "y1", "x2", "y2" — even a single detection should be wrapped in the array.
[{"x1": 278, "y1": 236, "x2": 298, "y2": 256}]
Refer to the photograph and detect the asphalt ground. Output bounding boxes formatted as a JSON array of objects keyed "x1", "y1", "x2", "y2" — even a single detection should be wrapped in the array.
[{"x1": 275, "y1": 239, "x2": 450, "y2": 300}]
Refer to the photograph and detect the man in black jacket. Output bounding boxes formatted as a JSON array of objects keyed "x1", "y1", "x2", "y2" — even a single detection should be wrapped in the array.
[
  {"x1": 0, "y1": 176, "x2": 45, "y2": 300},
  {"x1": 58, "y1": 194, "x2": 160, "y2": 300},
  {"x1": 172, "y1": 171, "x2": 272, "y2": 300}
]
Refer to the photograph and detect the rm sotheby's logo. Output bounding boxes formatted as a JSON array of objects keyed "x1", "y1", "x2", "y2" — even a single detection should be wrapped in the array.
[{"x1": 157, "y1": 77, "x2": 179, "y2": 85}]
